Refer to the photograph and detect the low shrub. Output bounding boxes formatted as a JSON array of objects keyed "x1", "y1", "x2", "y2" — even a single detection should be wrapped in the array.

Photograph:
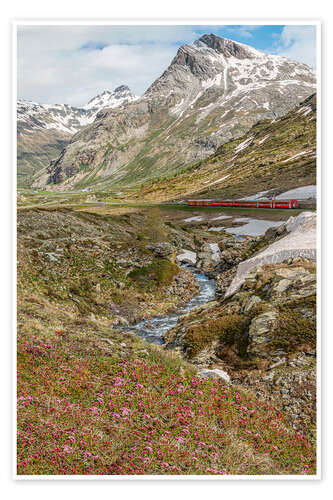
[
  {"x1": 128, "y1": 259, "x2": 179, "y2": 289},
  {"x1": 272, "y1": 307, "x2": 316, "y2": 352},
  {"x1": 184, "y1": 314, "x2": 251, "y2": 359}
]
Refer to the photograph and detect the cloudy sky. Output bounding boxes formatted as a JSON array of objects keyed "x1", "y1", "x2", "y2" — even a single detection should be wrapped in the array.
[{"x1": 17, "y1": 24, "x2": 317, "y2": 107}]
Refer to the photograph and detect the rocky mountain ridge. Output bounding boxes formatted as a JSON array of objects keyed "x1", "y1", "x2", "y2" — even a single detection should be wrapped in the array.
[
  {"x1": 38, "y1": 34, "x2": 316, "y2": 191},
  {"x1": 17, "y1": 86, "x2": 138, "y2": 186}
]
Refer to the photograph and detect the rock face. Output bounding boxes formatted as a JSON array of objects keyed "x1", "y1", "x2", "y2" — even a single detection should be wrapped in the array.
[
  {"x1": 225, "y1": 212, "x2": 316, "y2": 297},
  {"x1": 17, "y1": 86, "x2": 139, "y2": 186},
  {"x1": 39, "y1": 34, "x2": 316, "y2": 191}
]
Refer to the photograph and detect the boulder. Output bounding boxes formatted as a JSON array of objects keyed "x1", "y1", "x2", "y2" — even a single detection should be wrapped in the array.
[
  {"x1": 146, "y1": 242, "x2": 176, "y2": 261},
  {"x1": 176, "y1": 249, "x2": 197, "y2": 265},
  {"x1": 198, "y1": 368, "x2": 231, "y2": 384},
  {"x1": 248, "y1": 310, "x2": 278, "y2": 358}
]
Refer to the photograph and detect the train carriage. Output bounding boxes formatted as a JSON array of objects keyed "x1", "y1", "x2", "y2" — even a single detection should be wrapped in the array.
[{"x1": 187, "y1": 199, "x2": 298, "y2": 209}]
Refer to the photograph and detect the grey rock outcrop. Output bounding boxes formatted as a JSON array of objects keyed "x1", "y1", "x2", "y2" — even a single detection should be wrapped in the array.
[{"x1": 146, "y1": 242, "x2": 176, "y2": 260}]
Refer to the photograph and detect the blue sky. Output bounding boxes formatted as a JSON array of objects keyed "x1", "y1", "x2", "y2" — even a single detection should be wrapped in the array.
[
  {"x1": 159, "y1": 25, "x2": 287, "y2": 50},
  {"x1": 17, "y1": 24, "x2": 316, "y2": 106}
]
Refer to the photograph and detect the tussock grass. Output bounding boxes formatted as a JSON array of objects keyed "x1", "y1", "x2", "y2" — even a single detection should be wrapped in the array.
[{"x1": 184, "y1": 314, "x2": 251, "y2": 359}]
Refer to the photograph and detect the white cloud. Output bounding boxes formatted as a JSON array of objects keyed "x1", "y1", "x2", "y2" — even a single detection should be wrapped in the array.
[
  {"x1": 17, "y1": 25, "x2": 199, "y2": 106},
  {"x1": 224, "y1": 25, "x2": 260, "y2": 39},
  {"x1": 273, "y1": 25, "x2": 317, "y2": 68}
]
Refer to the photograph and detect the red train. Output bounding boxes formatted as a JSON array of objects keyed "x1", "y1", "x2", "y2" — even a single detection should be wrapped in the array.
[{"x1": 187, "y1": 199, "x2": 298, "y2": 209}]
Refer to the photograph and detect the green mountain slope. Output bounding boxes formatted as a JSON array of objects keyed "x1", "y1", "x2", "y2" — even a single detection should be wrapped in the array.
[
  {"x1": 134, "y1": 94, "x2": 316, "y2": 202},
  {"x1": 17, "y1": 127, "x2": 70, "y2": 188}
]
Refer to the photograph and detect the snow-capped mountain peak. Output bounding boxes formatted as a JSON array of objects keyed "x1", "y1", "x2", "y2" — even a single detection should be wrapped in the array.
[
  {"x1": 144, "y1": 33, "x2": 315, "y2": 126},
  {"x1": 83, "y1": 85, "x2": 139, "y2": 111},
  {"x1": 17, "y1": 85, "x2": 139, "y2": 135}
]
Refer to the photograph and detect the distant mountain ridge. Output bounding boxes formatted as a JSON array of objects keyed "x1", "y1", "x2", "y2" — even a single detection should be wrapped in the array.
[
  {"x1": 18, "y1": 85, "x2": 139, "y2": 134},
  {"x1": 36, "y1": 33, "x2": 315, "y2": 191},
  {"x1": 17, "y1": 86, "x2": 139, "y2": 186}
]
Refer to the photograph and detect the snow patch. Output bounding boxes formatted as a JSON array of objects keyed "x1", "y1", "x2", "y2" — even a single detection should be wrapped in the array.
[
  {"x1": 276, "y1": 185, "x2": 316, "y2": 200},
  {"x1": 212, "y1": 215, "x2": 232, "y2": 221},
  {"x1": 203, "y1": 174, "x2": 231, "y2": 187},
  {"x1": 184, "y1": 216, "x2": 203, "y2": 222},
  {"x1": 281, "y1": 150, "x2": 313, "y2": 163},
  {"x1": 225, "y1": 212, "x2": 316, "y2": 297},
  {"x1": 238, "y1": 190, "x2": 272, "y2": 201},
  {"x1": 225, "y1": 219, "x2": 282, "y2": 237},
  {"x1": 258, "y1": 134, "x2": 270, "y2": 145},
  {"x1": 235, "y1": 135, "x2": 254, "y2": 154}
]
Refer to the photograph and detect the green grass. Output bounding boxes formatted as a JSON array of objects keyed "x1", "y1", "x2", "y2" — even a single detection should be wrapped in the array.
[
  {"x1": 184, "y1": 314, "x2": 251, "y2": 359},
  {"x1": 271, "y1": 307, "x2": 316, "y2": 352},
  {"x1": 128, "y1": 259, "x2": 179, "y2": 289}
]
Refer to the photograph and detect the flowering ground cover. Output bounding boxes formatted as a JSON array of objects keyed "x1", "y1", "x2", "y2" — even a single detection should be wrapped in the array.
[
  {"x1": 17, "y1": 333, "x2": 316, "y2": 476},
  {"x1": 16, "y1": 208, "x2": 316, "y2": 476}
]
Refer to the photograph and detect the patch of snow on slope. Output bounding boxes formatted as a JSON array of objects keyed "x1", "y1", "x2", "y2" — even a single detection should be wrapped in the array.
[
  {"x1": 258, "y1": 134, "x2": 270, "y2": 145},
  {"x1": 276, "y1": 185, "x2": 316, "y2": 200},
  {"x1": 212, "y1": 215, "x2": 232, "y2": 221},
  {"x1": 184, "y1": 216, "x2": 203, "y2": 222},
  {"x1": 297, "y1": 105, "x2": 312, "y2": 115},
  {"x1": 17, "y1": 86, "x2": 138, "y2": 135},
  {"x1": 171, "y1": 98, "x2": 185, "y2": 116},
  {"x1": 281, "y1": 150, "x2": 313, "y2": 163},
  {"x1": 238, "y1": 190, "x2": 272, "y2": 201},
  {"x1": 204, "y1": 174, "x2": 231, "y2": 187},
  {"x1": 225, "y1": 219, "x2": 282, "y2": 237},
  {"x1": 201, "y1": 73, "x2": 223, "y2": 89},
  {"x1": 83, "y1": 87, "x2": 139, "y2": 111},
  {"x1": 225, "y1": 212, "x2": 316, "y2": 297},
  {"x1": 302, "y1": 108, "x2": 312, "y2": 116},
  {"x1": 235, "y1": 135, "x2": 254, "y2": 153}
]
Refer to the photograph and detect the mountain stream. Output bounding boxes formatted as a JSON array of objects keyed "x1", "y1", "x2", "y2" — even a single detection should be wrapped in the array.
[{"x1": 124, "y1": 266, "x2": 216, "y2": 344}]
